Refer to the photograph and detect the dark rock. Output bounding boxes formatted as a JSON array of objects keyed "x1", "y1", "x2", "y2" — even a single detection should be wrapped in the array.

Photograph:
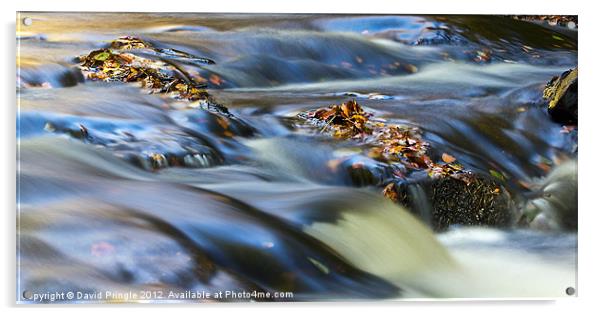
[
  {"x1": 387, "y1": 173, "x2": 516, "y2": 231},
  {"x1": 429, "y1": 174, "x2": 515, "y2": 230},
  {"x1": 338, "y1": 155, "x2": 405, "y2": 187},
  {"x1": 544, "y1": 68, "x2": 577, "y2": 124},
  {"x1": 43, "y1": 118, "x2": 223, "y2": 171}
]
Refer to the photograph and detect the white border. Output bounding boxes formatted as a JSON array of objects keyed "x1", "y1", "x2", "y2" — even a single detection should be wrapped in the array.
[{"x1": 3, "y1": 0, "x2": 601, "y2": 315}]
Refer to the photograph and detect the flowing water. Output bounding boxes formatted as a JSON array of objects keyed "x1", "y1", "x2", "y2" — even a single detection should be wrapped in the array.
[{"x1": 17, "y1": 13, "x2": 577, "y2": 301}]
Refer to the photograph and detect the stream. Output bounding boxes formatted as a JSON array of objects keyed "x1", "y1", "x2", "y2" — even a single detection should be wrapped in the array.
[{"x1": 17, "y1": 13, "x2": 577, "y2": 301}]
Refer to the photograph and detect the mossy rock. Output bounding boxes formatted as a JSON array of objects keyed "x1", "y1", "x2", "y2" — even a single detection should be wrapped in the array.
[
  {"x1": 387, "y1": 173, "x2": 516, "y2": 231},
  {"x1": 429, "y1": 174, "x2": 515, "y2": 230},
  {"x1": 543, "y1": 68, "x2": 577, "y2": 124}
]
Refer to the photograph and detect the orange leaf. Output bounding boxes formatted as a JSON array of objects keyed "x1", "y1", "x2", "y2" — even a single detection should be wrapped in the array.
[
  {"x1": 382, "y1": 183, "x2": 399, "y2": 202},
  {"x1": 209, "y1": 74, "x2": 223, "y2": 86},
  {"x1": 442, "y1": 153, "x2": 456, "y2": 163}
]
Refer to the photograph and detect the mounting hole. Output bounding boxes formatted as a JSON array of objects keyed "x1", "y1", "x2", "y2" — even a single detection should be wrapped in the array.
[
  {"x1": 566, "y1": 286, "x2": 575, "y2": 296},
  {"x1": 22, "y1": 17, "x2": 33, "y2": 26},
  {"x1": 22, "y1": 290, "x2": 32, "y2": 300}
]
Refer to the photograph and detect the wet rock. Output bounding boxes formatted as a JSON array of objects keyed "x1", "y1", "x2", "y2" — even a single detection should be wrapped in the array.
[
  {"x1": 18, "y1": 64, "x2": 84, "y2": 89},
  {"x1": 63, "y1": 37, "x2": 256, "y2": 171},
  {"x1": 336, "y1": 155, "x2": 404, "y2": 187},
  {"x1": 168, "y1": 110, "x2": 256, "y2": 163},
  {"x1": 411, "y1": 26, "x2": 467, "y2": 46},
  {"x1": 43, "y1": 118, "x2": 223, "y2": 172},
  {"x1": 543, "y1": 68, "x2": 577, "y2": 124},
  {"x1": 78, "y1": 37, "x2": 218, "y2": 105},
  {"x1": 79, "y1": 48, "x2": 211, "y2": 102},
  {"x1": 521, "y1": 159, "x2": 577, "y2": 231},
  {"x1": 76, "y1": 38, "x2": 247, "y2": 122},
  {"x1": 429, "y1": 174, "x2": 515, "y2": 230},
  {"x1": 131, "y1": 150, "x2": 220, "y2": 171},
  {"x1": 386, "y1": 173, "x2": 516, "y2": 231}
]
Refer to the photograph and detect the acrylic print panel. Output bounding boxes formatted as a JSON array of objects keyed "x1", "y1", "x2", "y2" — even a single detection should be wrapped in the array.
[{"x1": 16, "y1": 12, "x2": 577, "y2": 303}]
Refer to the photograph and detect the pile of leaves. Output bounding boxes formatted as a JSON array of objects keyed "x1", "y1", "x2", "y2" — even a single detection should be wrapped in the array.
[
  {"x1": 79, "y1": 36, "x2": 212, "y2": 102},
  {"x1": 368, "y1": 125, "x2": 429, "y2": 168},
  {"x1": 511, "y1": 15, "x2": 577, "y2": 28},
  {"x1": 301, "y1": 100, "x2": 466, "y2": 179},
  {"x1": 302, "y1": 100, "x2": 373, "y2": 139}
]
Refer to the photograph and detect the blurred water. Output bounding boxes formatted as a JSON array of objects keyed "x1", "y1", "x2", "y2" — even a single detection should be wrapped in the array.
[{"x1": 17, "y1": 13, "x2": 577, "y2": 301}]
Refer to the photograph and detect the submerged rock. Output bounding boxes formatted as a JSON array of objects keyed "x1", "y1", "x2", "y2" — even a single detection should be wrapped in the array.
[
  {"x1": 543, "y1": 68, "x2": 577, "y2": 124},
  {"x1": 43, "y1": 118, "x2": 223, "y2": 172},
  {"x1": 336, "y1": 155, "x2": 404, "y2": 187},
  {"x1": 18, "y1": 63, "x2": 84, "y2": 89}
]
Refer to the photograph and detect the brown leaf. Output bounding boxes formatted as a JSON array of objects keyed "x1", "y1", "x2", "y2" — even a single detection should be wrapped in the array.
[
  {"x1": 442, "y1": 153, "x2": 456, "y2": 163},
  {"x1": 209, "y1": 74, "x2": 223, "y2": 86},
  {"x1": 382, "y1": 183, "x2": 399, "y2": 202}
]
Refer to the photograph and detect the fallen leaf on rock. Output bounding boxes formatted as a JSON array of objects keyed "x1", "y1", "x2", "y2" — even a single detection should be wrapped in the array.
[
  {"x1": 382, "y1": 182, "x2": 399, "y2": 202},
  {"x1": 79, "y1": 37, "x2": 212, "y2": 102},
  {"x1": 300, "y1": 100, "x2": 466, "y2": 178},
  {"x1": 442, "y1": 153, "x2": 456, "y2": 163}
]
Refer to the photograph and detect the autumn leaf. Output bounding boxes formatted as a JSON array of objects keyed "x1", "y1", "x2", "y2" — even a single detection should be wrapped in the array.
[
  {"x1": 209, "y1": 74, "x2": 223, "y2": 86},
  {"x1": 442, "y1": 153, "x2": 456, "y2": 163},
  {"x1": 382, "y1": 183, "x2": 399, "y2": 202}
]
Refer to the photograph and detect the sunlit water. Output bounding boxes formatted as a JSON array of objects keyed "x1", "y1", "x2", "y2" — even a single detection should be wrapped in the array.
[{"x1": 17, "y1": 13, "x2": 577, "y2": 301}]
